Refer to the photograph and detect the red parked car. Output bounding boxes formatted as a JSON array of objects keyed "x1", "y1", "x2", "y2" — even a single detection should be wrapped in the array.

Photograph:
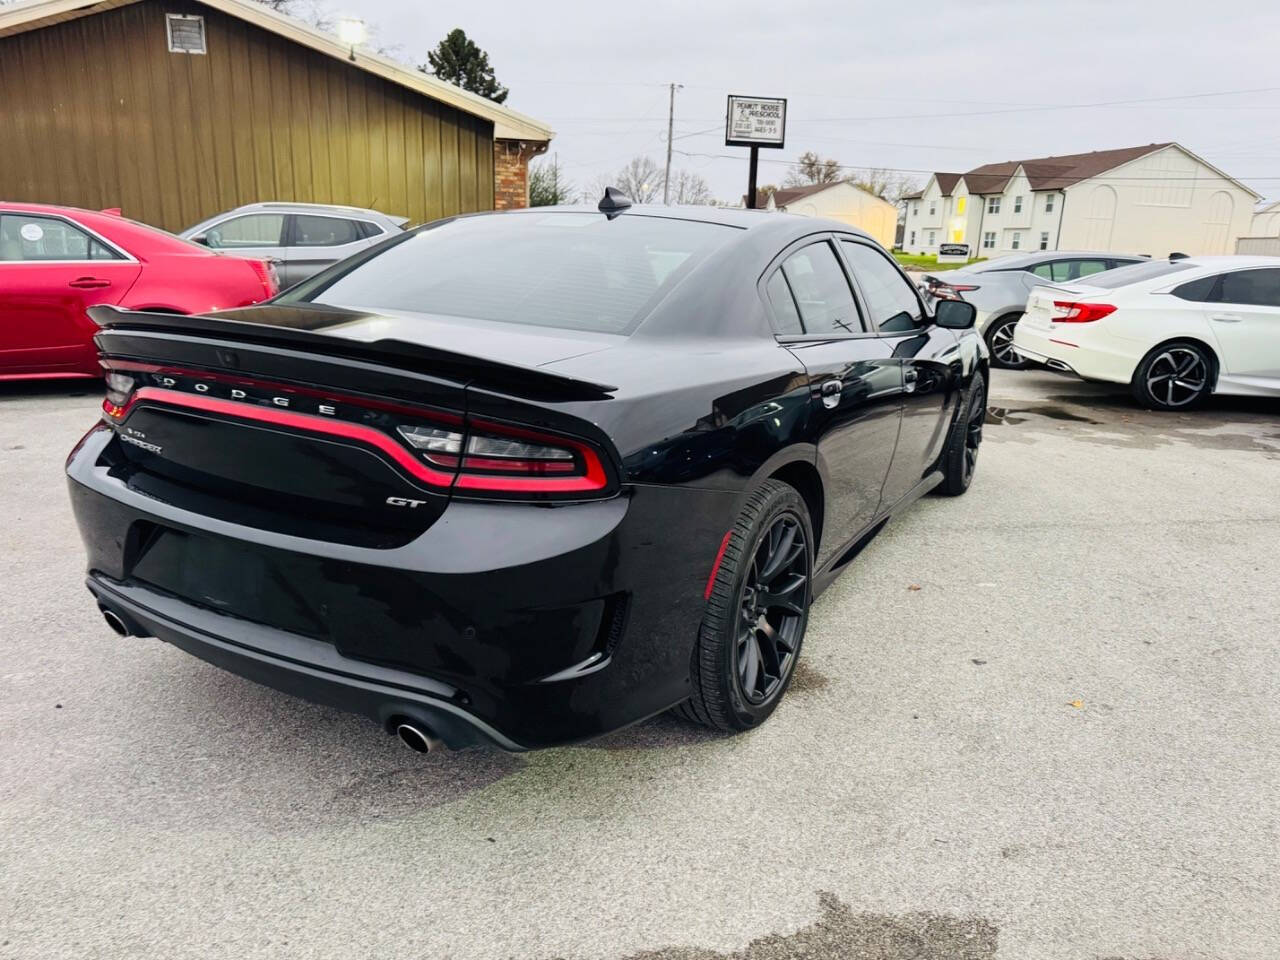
[{"x1": 1, "y1": 202, "x2": 278, "y2": 380}]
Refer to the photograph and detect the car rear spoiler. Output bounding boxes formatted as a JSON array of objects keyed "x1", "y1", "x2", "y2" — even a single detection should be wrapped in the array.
[{"x1": 87, "y1": 305, "x2": 617, "y2": 403}]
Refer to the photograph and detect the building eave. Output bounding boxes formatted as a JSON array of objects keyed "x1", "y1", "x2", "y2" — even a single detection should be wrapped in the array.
[{"x1": 0, "y1": 0, "x2": 554, "y2": 143}]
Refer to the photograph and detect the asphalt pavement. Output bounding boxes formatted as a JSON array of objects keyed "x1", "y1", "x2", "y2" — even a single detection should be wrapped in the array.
[{"x1": 1, "y1": 370, "x2": 1278, "y2": 960}]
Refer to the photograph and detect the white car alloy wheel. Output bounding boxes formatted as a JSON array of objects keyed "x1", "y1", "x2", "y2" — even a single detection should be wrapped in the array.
[
  {"x1": 986, "y1": 314, "x2": 1029, "y2": 369},
  {"x1": 1133, "y1": 342, "x2": 1212, "y2": 410}
]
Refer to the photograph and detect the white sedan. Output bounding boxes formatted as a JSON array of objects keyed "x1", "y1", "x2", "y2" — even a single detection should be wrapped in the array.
[{"x1": 1013, "y1": 256, "x2": 1280, "y2": 410}]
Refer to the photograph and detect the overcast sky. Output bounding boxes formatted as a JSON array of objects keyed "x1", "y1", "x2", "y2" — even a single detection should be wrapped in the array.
[{"x1": 355, "y1": 0, "x2": 1280, "y2": 204}]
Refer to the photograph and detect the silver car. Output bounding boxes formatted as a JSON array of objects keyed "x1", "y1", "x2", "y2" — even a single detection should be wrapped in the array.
[
  {"x1": 921, "y1": 251, "x2": 1146, "y2": 368},
  {"x1": 180, "y1": 202, "x2": 408, "y2": 289}
]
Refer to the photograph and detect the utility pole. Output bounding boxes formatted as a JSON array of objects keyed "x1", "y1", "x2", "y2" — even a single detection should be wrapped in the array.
[{"x1": 663, "y1": 82, "x2": 681, "y2": 205}]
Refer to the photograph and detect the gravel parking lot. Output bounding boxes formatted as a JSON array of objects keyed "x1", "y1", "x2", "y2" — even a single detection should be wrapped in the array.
[{"x1": 2, "y1": 370, "x2": 1277, "y2": 960}]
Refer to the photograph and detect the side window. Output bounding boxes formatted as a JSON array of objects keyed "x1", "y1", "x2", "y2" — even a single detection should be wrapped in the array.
[
  {"x1": 355, "y1": 220, "x2": 384, "y2": 241},
  {"x1": 293, "y1": 215, "x2": 361, "y2": 247},
  {"x1": 1172, "y1": 275, "x2": 1220, "y2": 303},
  {"x1": 778, "y1": 242, "x2": 861, "y2": 336},
  {"x1": 840, "y1": 239, "x2": 924, "y2": 333},
  {"x1": 1072, "y1": 260, "x2": 1109, "y2": 279},
  {"x1": 765, "y1": 270, "x2": 804, "y2": 335},
  {"x1": 205, "y1": 213, "x2": 284, "y2": 249},
  {"x1": 0, "y1": 214, "x2": 121, "y2": 262},
  {"x1": 1219, "y1": 269, "x2": 1280, "y2": 307},
  {"x1": 1032, "y1": 261, "x2": 1073, "y2": 282}
]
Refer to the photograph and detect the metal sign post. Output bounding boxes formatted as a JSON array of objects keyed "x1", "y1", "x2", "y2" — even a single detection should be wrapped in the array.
[{"x1": 726, "y1": 95, "x2": 786, "y2": 210}]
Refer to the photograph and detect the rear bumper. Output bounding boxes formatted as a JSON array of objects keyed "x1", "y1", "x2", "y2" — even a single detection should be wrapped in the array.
[
  {"x1": 68, "y1": 426, "x2": 739, "y2": 750},
  {"x1": 1011, "y1": 321, "x2": 1136, "y2": 384}
]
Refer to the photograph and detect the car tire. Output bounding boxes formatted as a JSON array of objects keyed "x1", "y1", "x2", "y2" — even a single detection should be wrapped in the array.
[
  {"x1": 935, "y1": 369, "x2": 986, "y2": 497},
  {"x1": 1130, "y1": 340, "x2": 1214, "y2": 411},
  {"x1": 676, "y1": 479, "x2": 813, "y2": 733},
  {"x1": 985, "y1": 314, "x2": 1030, "y2": 369}
]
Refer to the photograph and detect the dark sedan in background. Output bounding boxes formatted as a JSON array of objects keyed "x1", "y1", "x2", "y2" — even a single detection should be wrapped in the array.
[{"x1": 67, "y1": 196, "x2": 986, "y2": 752}]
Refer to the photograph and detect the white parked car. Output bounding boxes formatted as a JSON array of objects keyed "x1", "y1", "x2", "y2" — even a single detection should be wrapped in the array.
[{"x1": 1012, "y1": 256, "x2": 1280, "y2": 410}]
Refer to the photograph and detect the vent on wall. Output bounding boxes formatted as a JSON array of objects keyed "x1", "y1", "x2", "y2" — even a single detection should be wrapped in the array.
[{"x1": 166, "y1": 14, "x2": 206, "y2": 54}]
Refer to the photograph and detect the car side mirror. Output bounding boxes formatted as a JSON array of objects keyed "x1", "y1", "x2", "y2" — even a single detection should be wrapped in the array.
[{"x1": 934, "y1": 299, "x2": 976, "y2": 329}]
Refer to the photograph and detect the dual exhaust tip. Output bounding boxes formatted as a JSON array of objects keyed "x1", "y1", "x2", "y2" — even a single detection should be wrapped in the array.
[{"x1": 100, "y1": 605, "x2": 445, "y2": 754}]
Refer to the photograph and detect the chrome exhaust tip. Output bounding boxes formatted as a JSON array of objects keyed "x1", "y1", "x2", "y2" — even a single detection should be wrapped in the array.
[
  {"x1": 395, "y1": 722, "x2": 442, "y2": 754},
  {"x1": 100, "y1": 607, "x2": 130, "y2": 637}
]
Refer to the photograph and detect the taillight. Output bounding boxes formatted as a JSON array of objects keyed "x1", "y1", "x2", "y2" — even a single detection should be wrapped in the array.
[
  {"x1": 102, "y1": 371, "x2": 136, "y2": 419},
  {"x1": 1051, "y1": 300, "x2": 1116, "y2": 323},
  {"x1": 399, "y1": 418, "x2": 609, "y2": 495},
  {"x1": 247, "y1": 259, "x2": 278, "y2": 299},
  {"x1": 926, "y1": 279, "x2": 979, "y2": 300}
]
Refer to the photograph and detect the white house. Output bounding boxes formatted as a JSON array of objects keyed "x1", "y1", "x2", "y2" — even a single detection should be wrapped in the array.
[
  {"x1": 755, "y1": 181, "x2": 898, "y2": 249},
  {"x1": 1251, "y1": 200, "x2": 1280, "y2": 237},
  {"x1": 902, "y1": 143, "x2": 1260, "y2": 259}
]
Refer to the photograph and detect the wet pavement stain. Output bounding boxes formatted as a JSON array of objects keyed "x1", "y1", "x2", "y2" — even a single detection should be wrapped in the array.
[
  {"x1": 984, "y1": 398, "x2": 1280, "y2": 455},
  {"x1": 987, "y1": 404, "x2": 1100, "y2": 425},
  {"x1": 789, "y1": 658, "x2": 831, "y2": 694},
  {"x1": 593, "y1": 891, "x2": 997, "y2": 960}
]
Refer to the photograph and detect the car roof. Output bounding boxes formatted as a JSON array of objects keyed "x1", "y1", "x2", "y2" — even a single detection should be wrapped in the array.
[
  {"x1": 1166, "y1": 254, "x2": 1280, "y2": 270},
  {"x1": 972, "y1": 250, "x2": 1142, "y2": 271},
  {"x1": 0, "y1": 201, "x2": 209, "y2": 258},
  {"x1": 211, "y1": 201, "x2": 403, "y2": 219},
  {"x1": 499, "y1": 202, "x2": 877, "y2": 242}
]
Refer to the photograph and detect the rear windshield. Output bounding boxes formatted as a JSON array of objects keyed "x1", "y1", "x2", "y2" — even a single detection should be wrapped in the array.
[
  {"x1": 280, "y1": 213, "x2": 739, "y2": 335},
  {"x1": 1084, "y1": 260, "x2": 1193, "y2": 288}
]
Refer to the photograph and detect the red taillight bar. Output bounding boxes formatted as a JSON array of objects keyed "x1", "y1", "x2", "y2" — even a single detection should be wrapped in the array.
[
  {"x1": 114, "y1": 387, "x2": 457, "y2": 487},
  {"x1": 1052, "y1": 300, "x2": 1116, "y2": 323}
]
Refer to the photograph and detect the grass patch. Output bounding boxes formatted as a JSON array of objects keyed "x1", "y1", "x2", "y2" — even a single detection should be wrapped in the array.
[{"x1": 892, "y1": 252, "x2": 986, "y2": 272}]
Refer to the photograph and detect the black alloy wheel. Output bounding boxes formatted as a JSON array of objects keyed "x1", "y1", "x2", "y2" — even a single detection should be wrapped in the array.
[
  {"x1": 677, "y1": 480, "x2": 814, "y2": 732},
  {"x1": 1132, "y1": 342, "x2": 1212, "y2": 410},
  {"x1": 735, "y1": 513, "x2": 808, "y2": 704},
  {"x1": 986, "y1": 314, "x2": 1030, "y2": 369},
  {"x1": 936, "y1": 370, "x2": 986, "y2": 496}
]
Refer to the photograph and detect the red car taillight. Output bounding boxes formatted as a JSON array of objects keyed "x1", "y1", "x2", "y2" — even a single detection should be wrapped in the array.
[
  {"x1": 1051, "y1": 300, "x2": 1116, "y2": 323},
  {"x1": 100, "y1": 364, "x2": 612, "y2": 498},
  {"x1": 247, "y1": 259, "x2": 278, "y2": 300},
  {"x1": 398, "y1": 418, "x2": 609, "y2": 494},
  {"x1": 925, "y1": 278, "x2": 980, "y2": 301}
]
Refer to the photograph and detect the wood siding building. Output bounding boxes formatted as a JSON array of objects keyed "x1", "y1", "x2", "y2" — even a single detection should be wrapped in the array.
[{"x1": 0, "y1": 0, "x2": 553, "y2": 232}]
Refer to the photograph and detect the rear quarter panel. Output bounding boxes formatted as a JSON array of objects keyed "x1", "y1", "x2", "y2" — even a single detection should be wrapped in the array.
[{"x1": 121, "y1": 254, "x2": 266, "y2": 314}]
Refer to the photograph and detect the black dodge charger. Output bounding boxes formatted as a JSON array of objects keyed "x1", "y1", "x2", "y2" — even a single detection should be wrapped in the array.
[{"x1": 67, "y1": 193, "x2": 987, "y2": 752}]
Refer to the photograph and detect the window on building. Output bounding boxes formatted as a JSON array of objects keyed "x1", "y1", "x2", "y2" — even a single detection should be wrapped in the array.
[
  {"x1": 987, "y1": 197, "x2": 1001, "y2": 214},
  {"x1": 982, "y1": 232, "x2": 996, "y2": 249},
  {"x1": 1039, "y1": 232, "x2": 1050, "y2": 250},
  {"x1": 1045, "y1": 194, "x2": 1055, "y2": 213},
  {"x1": 1014, "y1": 195, "x2": 1023, "y2": 213},
  {"x1": 909, "y1": 231, "x2": 916, "y2": 245},
  {"x1": 929, "y1": 201, "x2": 936, "y2": 216},
  {"x1": 1011, "y1": 232, "x2": 1021, "y2": 250},
  {"x1": 840, "y1": 240, "x2": 924, "y2": 333},
  {"x1": 0, "y1": 214, "x2": 122, "y2": 261},
  {"x1": 927, "y1": 231, "x2": 936, "y2": 245},
  {"x1": 778, "y1": 241, "x2": 862, "y2": 335},
  {"x1": 912, "y1": 203, "x2": 919, "y2": 216},
  {"x1": 956, "y1": 197, "x2": 967, "y2": 214}
]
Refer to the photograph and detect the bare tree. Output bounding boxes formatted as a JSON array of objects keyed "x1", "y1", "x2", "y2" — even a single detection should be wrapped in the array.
[
  {"x1": 667, "y1": 170, "x2": 714, "y2": 206},
  {"x1": 608, "y1": 156, "x2": 663, "y2": 204},
  {"x1": 783, "y1": 151, "x2": 842, "y2": 187},
  {"x1": 849, "y1": 167, "x2": 922, "y2": 203}
]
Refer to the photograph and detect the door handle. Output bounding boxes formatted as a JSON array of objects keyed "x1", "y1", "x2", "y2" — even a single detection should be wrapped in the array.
[
  {"x1": 903, "y1": 368, "x2": 919, "y2": 393},
  {"x1": 1210, "y1": 314, "x2": 1241, "y2": 323},
  {"x1": 819, "y1": 379, "x2": 842, "y2": 409},
  {"x1": 69, "y1": 277, "x2": 112, "y2": 289}
]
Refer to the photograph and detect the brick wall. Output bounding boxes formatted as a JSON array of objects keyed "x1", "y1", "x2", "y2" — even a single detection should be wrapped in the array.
[{"x1": 494, "y1": 139, "x2": 548, "y2": 210}]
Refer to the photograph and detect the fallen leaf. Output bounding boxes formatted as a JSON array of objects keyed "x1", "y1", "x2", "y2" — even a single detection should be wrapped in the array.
[
  {"x1": 971, "y1": 659, "x2": 987, "y2": 666},
  {"x1": 908, "y1": 584, "x2": 922, "y2": 591},
  {"x1": 1067, "y1": 699, "x2": 1084, "y2": 709}
]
